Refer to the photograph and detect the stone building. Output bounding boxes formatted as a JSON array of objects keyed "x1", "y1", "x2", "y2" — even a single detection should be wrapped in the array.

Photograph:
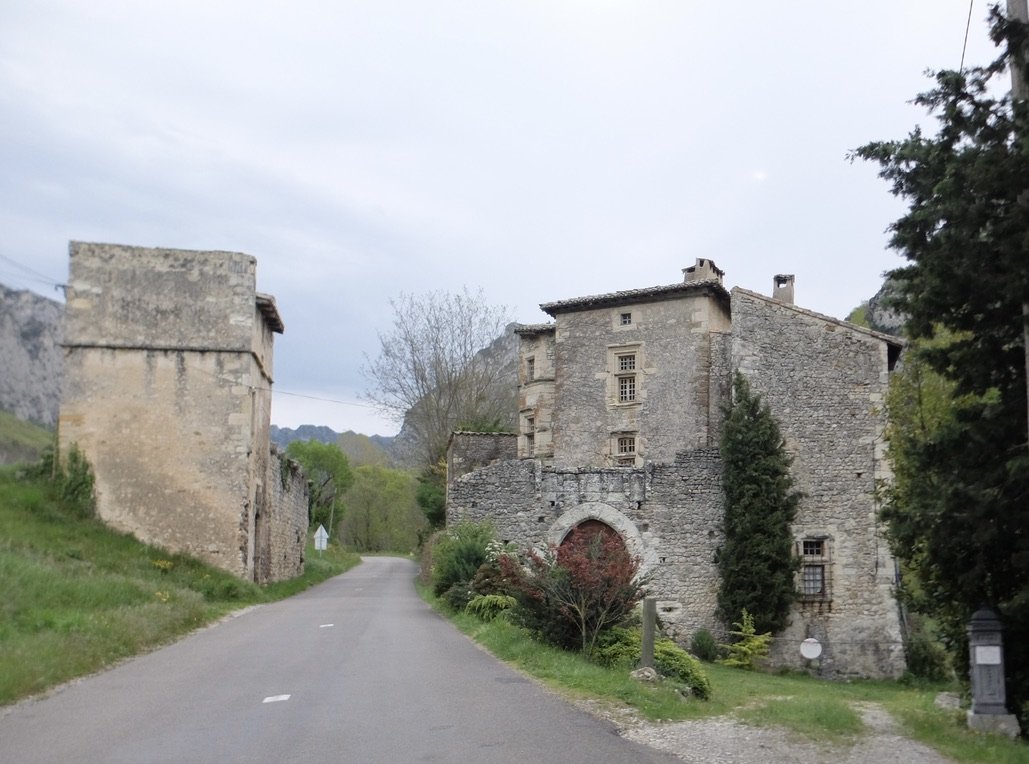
[
  {"x1": 59, "y1": 242, "x2": 308, "y2": 583},
  {"x1": 447, "y1": 260, "x2": 906, "y2": 678}
]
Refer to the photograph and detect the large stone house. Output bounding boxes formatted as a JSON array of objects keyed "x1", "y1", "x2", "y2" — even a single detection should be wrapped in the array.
[
  {"x1": 58, "y1": 242, "x2": 308, "y2": 583},
  {"x1": 447, "y1": 260, "x2": 906, "y2": 677}
]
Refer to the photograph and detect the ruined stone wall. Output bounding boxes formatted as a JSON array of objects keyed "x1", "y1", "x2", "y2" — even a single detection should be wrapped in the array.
[
  {"x1": 262, "y1": 449, "x2": 308, "y2": 583},
  {"x1": 550, "y1": 293, "x2": 730, "y2": 468},
  {"x1": 447, "y1": 450, "x2": 725, "y2": 644},
  {"x1": 730, "y1": 288, "x2": 905, "y2": 677},
  {"x1": 446, "y1": 432, "x2": 517, "y2": 498}
]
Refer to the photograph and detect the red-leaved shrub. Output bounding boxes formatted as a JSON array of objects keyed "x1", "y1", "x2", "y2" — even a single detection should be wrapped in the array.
[{"x1": 500, "y1": 526, "x2": 648, "y2": 654}]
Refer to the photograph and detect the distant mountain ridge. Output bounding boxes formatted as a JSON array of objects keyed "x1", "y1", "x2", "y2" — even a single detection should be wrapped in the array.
[{"x1": 270, "y1": 424, "x2": 396, "y2": 466}]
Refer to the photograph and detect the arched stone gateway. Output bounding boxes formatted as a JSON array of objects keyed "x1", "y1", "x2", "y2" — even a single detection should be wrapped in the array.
[{"x1": 547, "y1": 502, "x2": 656, "y2": 570}]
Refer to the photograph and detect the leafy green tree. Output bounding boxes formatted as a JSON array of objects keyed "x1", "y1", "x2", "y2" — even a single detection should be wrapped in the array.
[
  {"x1": 285, "y1": 440, "x2": 353, "y2": 533},
  {"x1": 854, "y1": 6, "x2": 1029, "y2": 714},
  {"x1": 416, "y1": 462, "x2": 447, "y2": 529},
  {"x1": 339, "y1": 465, "x2": 425, "y2": 553},
  {"x1": 717, "y1": 373, "x2": 801, "y2": 636}
]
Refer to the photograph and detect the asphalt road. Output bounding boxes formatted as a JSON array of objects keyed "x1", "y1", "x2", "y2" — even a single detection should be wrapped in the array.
[{"x1": 0, "y1": 556, "x2": 680, "y2": 763}]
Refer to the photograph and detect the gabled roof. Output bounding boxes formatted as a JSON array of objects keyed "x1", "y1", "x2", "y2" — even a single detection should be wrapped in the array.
[
  {"x1": 540, "y1": 278, "x2": 729, "y2": 317},
  {"x1": 732, "y1": 287, "x2": 904, "y2": 349}
]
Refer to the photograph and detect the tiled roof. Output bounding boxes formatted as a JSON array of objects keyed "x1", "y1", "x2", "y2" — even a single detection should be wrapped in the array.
[{"x1": 539, "y1": 279, "x2": 729, "y2": 316}]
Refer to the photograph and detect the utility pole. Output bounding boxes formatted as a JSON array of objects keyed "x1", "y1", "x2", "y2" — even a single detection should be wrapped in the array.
[{"x1": 1009, "y1": 0, "x2": 1029, "y2": 452}]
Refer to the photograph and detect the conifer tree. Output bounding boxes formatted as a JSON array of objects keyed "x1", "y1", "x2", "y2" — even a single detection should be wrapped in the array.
[{"x1": 717, "y1": 373, "x2": 801, "y2": 636}]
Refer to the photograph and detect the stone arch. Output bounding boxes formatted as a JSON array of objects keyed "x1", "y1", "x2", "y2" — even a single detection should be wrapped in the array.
[{"x1": 547, "y1": 502, "x2": 655, "y2": 570}]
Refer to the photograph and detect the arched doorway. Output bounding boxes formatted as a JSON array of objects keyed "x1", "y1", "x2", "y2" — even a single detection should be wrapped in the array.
[{"x1": 559, "y1": 519, "x2": 626, "y2": 555}]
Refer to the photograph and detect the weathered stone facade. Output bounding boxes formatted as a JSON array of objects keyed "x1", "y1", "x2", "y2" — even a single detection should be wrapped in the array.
[
  {"x1": 58, "y1": 242, "x2": 307, "y2": 583},
  {"x1": 448, "y1": 260, "x2": 906, "y2": 678}
]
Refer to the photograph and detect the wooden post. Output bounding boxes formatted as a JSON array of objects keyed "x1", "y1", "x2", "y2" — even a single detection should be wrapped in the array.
[{"x1": 641, "y1": 597, "x2": 656, "y2": 669}]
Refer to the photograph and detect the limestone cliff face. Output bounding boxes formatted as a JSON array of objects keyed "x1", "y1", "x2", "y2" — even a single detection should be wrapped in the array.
[
  {"x1": 0, "y1": 283, "x2": 62, "y2": 427},
  {"x1": 866, "y1": 276, "x2": 906, "y2": 335}
]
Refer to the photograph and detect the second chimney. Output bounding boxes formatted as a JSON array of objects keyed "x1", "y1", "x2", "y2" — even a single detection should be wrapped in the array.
[{"x1": 773, "y1": 274, "x2": 795, "y2": 304}]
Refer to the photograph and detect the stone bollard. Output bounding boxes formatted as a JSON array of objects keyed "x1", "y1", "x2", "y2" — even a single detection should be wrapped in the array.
[{"x1": 966, "y1": 606, "x2": 1021, "y2": 739}]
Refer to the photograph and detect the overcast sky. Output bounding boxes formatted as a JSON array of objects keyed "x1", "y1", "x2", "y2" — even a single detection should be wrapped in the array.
[{"x1": 0, "y1": 1, "x2": 1002, "y2": 436}]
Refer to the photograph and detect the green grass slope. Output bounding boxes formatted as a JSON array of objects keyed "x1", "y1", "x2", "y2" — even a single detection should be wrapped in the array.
[
  {"x1": 0, "y1": 411, "x2": 52, "y2": 465},
  {"x1": 0, "y1": 466, "x2": 360, "y2": 705}
]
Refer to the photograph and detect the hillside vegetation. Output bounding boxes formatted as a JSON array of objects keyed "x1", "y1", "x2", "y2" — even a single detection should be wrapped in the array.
[
  {"x1": 0, "y1": 410, "x2": 52, "y2": 465},
  {"x1": 0, "y1": 465, "x2": 359, "y2": 706}
]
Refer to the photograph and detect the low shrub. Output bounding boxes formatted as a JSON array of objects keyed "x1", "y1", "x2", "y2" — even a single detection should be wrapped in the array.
[
  {"x1": 466, "y1": 594, "x2": 517, "y2": 622},
  {"x1": 719, "y1": 609, "x2": 772, "y2": 671},
  {"x1": 500, "y1": 527, "x2": 648, "y2": 653},
  {"x1": 690, "y1": 628, "x2": 719, "y2": 662},
  {"x1": 594, "y1": 628, "x2": 711, "y2": 700},
  {"x1": 431, "y1": 521, "x2": 495, "y2": 597},
  {"x1": 441, "y1": 581, "x2": 475, "y2": 611}
]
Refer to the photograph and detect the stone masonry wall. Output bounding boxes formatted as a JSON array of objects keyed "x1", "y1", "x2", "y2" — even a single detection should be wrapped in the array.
[
  {"x1": 61, "y1": 347, "x2": 254, "y2": 575},
  {"x1": 262, "y1": 450, "x2": 308, "y2": 583},
  {"x1": 447, "y1": 450, "x2": 725, "y2": 643},
  {"x1": 730, "y1": 288, "x2": 905, "y2": 677},
  {"x1": 59, "y1": 242, "x2": 304, "y2": 582},
  {"x1": 551, "y1": 293, "x2": 730, "y2": 468}
]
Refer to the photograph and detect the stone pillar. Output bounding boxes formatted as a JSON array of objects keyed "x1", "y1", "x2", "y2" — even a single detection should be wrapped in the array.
[{"x1": 966, "y1": 606, "x2": 1021, "y2": 738}]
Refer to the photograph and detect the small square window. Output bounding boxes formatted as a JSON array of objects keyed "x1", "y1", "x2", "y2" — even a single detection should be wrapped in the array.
[
  {"x1": 620, "y1": 312, "x2": 632, "y2": 326},
  {"x1": 803, "y1": 539, "x2": 823, "y2": 557},
  {"x1": 617, "y1": 353, "x2": 636, "y2": 372},
  {"x1": 617, "y1": 436, "x2": 635, "y2": 454}
]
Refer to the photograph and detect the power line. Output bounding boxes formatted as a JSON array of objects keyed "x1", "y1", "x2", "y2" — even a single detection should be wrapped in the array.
[
  {"x1": 960, "y1": 0, "x2": 975, "y2": 72},
  {"x1": 0, "y1": 253, "x2": 62, "y2": 289}
]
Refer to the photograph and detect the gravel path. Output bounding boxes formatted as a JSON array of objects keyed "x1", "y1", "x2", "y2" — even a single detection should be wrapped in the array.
[{"x1": 580, "y1": 699, "x2": 953, "y2": 764}]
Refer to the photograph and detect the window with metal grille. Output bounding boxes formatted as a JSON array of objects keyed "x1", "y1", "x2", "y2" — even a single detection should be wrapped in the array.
[
  {"x1": 618, "y1": 375, "x2": 636, "y2": 402},
  {"x1": 526, "y1": 357, "x2": 535, "y2": 381},
  {"x1": 617, "y1": 436, "x2": 635, "y2": 454},
  {"x1": 801, "y1": 564, "x2": 826, "y2": 596},
  {"x1": 620, "y1": 312, "x2": 632, "y2": 326},
  {"x1": 617, "y1": 353, "x2": 636, "y2": 371},
  {"x1": 799, "y1": 536, "x2": 831, "y2": 600}
]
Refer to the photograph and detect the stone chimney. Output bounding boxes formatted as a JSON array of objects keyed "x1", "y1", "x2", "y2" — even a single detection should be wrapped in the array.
[
  {"x1": 773, "y1": 274, "x2": 795, "y2": 304},
  {"x1": 683, "y1": 258, "x2": 724, "y2": 285}
]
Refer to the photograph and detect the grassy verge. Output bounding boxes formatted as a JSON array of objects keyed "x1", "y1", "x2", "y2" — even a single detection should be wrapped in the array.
[
  {"x1": 419, "y1": 585, "x2": 1028, "y2": 763},
  {"x1": 0, "y1": 466, "x2": 360, "y2": 706},
  {"x1": 0, "y1": 410, "x2": 52, "y2": 465}
]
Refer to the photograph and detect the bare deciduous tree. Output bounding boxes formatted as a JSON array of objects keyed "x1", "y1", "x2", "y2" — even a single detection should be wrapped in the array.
[{"x1": 363, "y1": 288, "x2": 515, "y2": 470}]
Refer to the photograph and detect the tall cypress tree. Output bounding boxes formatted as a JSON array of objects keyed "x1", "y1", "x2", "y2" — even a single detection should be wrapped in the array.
[{"x1": 717, "y1": 372, "x2": 802, "y2": 636}]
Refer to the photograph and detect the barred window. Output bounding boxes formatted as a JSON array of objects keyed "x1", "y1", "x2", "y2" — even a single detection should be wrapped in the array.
[
  {"x1": 799, "y1": 536, "x2": 831, "y2": 600},
  {"x1": 617, "y1": 437, "x2": 635, "y2": 454},
  {"x1": 526, "y1": 357, "x2": 535, "y2": 381},
  {"x1": 620, "y1": 312, "x2": 632, "y2": 326},
  {"x1": 618, "y1": 375, "x2": 636, "y2": 403},
  {"x1": 617, "y1": 353, "x2": 636, "y2": 371},
  {"x1": 801, "y1": 564, "x2": 825, "y2": 596}
]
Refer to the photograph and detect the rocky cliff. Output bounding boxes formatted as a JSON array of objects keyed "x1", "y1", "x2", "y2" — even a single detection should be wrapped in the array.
[{"x1": 0, "y1": 284, "x2": 62, "y2": 427}]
